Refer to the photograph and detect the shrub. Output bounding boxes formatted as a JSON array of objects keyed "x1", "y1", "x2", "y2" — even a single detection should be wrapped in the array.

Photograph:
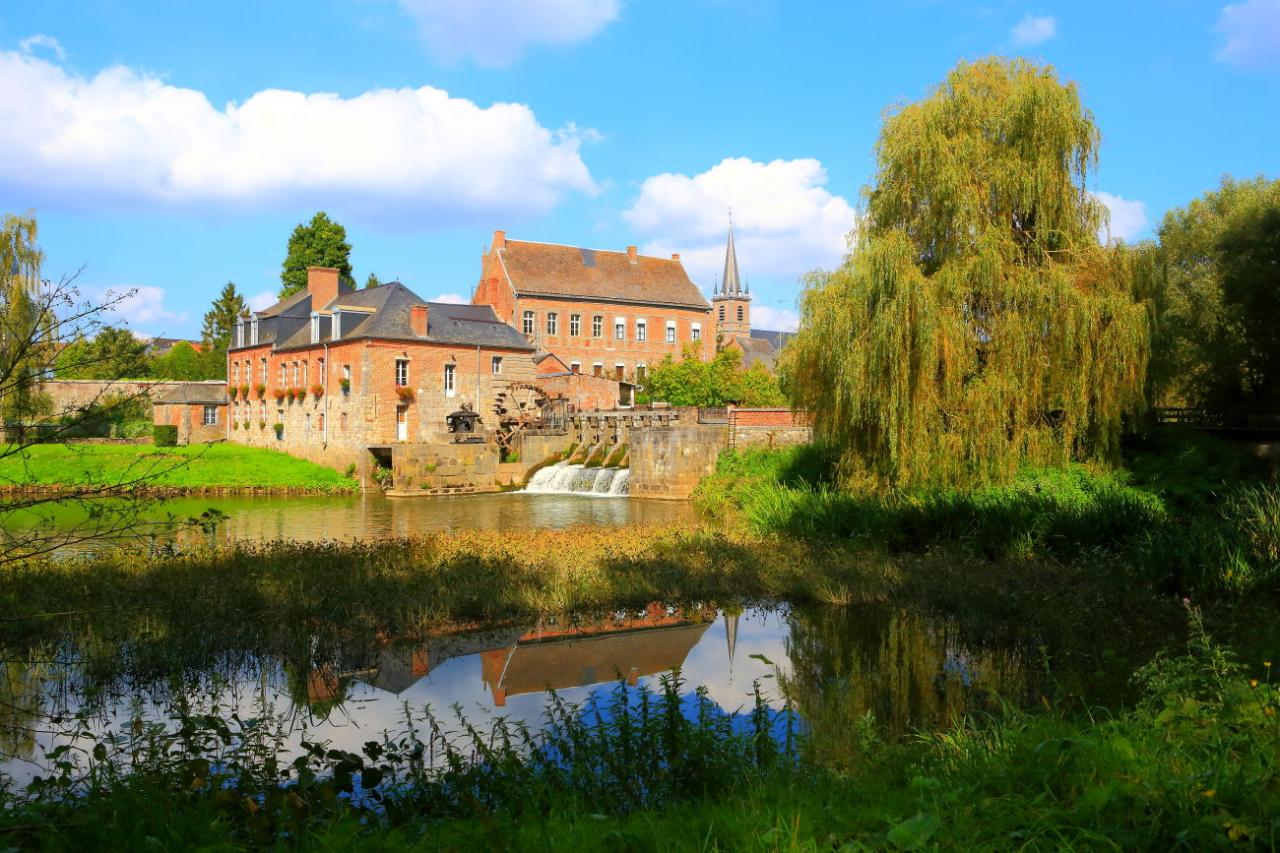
[
  {"x1": 232, "y1": 421, "x2": 239, "y2": 430},
  {"x1": 272, "y1": 422, "x2": 284, "y2": 437},
  {"x1": 339, "y1": 377, "x2": 350, "y2": 394},
  {"x1": 395, "y1": 386, "x2": 414, "y2": 402},
  {"x1": 310, "y1": 384, "x2": 324, "y2": 399},
  {"x1": 227, "y1": 385, "x2": 238, "y2": 400},
  {"x1": 344, "y1": 462, "x2": 357, "y2": 478},
  {"x1": 258, "y1": 421, "x2": 267, "y2": 431},
  {"x1": 153, "y1": 424, "x2": 178, "y2": 446},
  {"x1": 255, "y1": 383, "x2": 266, "y2": 398},
  {"x1": 238, "y1": 384, "x2": 250, "y2": 399}
]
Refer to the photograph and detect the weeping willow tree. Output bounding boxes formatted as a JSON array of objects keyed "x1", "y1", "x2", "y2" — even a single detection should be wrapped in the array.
[{"x1": 787, "y1": 58, "x2": 1151, "y2": 489}]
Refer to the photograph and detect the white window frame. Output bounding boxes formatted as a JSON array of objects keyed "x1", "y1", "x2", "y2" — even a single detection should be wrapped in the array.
[
  {"x1": 592, "y1": 315, "x2": 603, "y2": 337},
  {"x1": 546, "y1": 312, "x2": 558, "y2": 335},
  {"x1": 203, "y1": 405, "x2": 219, "y2": 426},
  {"x1": 310, "y1": 312, "x2": 320, "y2": 344},
  {"x1": 250, "y1": 316, "x2": 259, "y2": 345},
  {"x1": 491, "y1": 355, "x2": 503, "y2": 375},
  {"x1": 395, "y1": 359, "x2": 409, "y2": 388},
  {"x1": 236, "y1": 321, "x2": 244, "y2": 348},
  {"x1": 614, "y1": 317, "x2": 626, "y2": 341},
  {"x1": 232, "y1": 362, "x2": 239, "y2": 383},
  {"x1": 636, "y1": 319, "x2": 647, "y2": 342},
  {"x1": 333, "y1": 309, "x2": 342, "y2": 340},
  {"x1": 570, "y1": 313, "x2": 581, "y2": 336},
  {"x1": 570, "y1": 361, "x2": 581, "y2": 374},
  {"x1": 444, "y1": 363, "x2": 456, "y2": 397},
  {"x1": 666, "y1": 321, "x2": 676, "y2": 343},
  {"x1": 522, "y1": 310, "x2": 535, "y2": 335},
  {"x1": 259, "y1": 358, "x2": 267, "y2": 383},
  {"x1": 692, "y1": 323, "x2": 702, "y2": 341}
]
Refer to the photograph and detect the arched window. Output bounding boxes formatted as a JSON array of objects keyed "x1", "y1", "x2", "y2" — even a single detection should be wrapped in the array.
[
  {"x1": 718, "y1": 305, "x2": 725, "y2": 322},
  {"x1": 340, "y1": 412, "x2": 348, "y2": 432},
  {"x1": 737, "y1": 305, "x2": 744, "y2": 322}
]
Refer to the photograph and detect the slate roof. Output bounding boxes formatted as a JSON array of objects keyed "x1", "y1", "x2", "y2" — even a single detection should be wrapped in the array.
[
  {"x1": 749, "y1": 328, "x2": 795, "y2": 349},
  {"x1": 154, "y1": 381, "x2": 228, "y2": 405},
  {"x1": 496, "y1": 240, "x2": 711, "y2": 310},
  {"x1": 234, "y1": 282, "x2": 533, "y2": 353}
]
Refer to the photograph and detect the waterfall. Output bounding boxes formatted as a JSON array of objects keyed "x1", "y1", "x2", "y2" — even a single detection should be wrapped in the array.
[{"x1": 524, "y1": 461, "x2": 630, "y2": 496}]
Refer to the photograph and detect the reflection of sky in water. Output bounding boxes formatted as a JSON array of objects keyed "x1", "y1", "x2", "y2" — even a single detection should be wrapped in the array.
[{"x1": 3, "y1": 608, "x2": 792, "y2": 786}]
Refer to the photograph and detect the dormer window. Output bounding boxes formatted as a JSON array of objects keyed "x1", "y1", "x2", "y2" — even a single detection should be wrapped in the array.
[
  {"x1": 236, "y1": 320, "x2": 245, "y2": 348},
  {"x1": 332, "y1": 309, "x2": 341, "y2": 341},
  {"x1": 250, "y1": 315, "x2": 259, "y2": 345},
  {"x1": 310, "y1": 312, "x2": 320, "y2": 344}
]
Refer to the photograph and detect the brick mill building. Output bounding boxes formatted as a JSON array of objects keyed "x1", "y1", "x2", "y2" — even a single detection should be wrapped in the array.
[
  {"x1": 225, "y1": 267, "x2": 535, "y2": 469},
  {"x1": 472, "y1": 231, "x2": 714, "y2": 383}
]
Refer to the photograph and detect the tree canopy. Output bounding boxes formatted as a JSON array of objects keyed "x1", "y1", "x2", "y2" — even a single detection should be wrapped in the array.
[
  {"x1": 56, "y1": 327, "x2": 152, "y2": 380},
  {"x1": 0, "y1": 214, "x2": 50, "y2": 422},
  {"x1": 1152, "y1": 176, "x2": 1280, "y2": 408},
  {"x1": 201, "y1": 282, "x2": 246, "y2": 353},
  {"x1": 280, "y1": 212, "x2": 354, "y2": 297},
  {"x1": 786, "y1": 58, "x2": 1150, "y2": 489},
  {"x1": 641, "y1": 346, "x2": 786, "y2": 407}
]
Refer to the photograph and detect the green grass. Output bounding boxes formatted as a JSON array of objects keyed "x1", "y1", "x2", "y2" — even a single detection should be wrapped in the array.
[{"x1": 0, "y1": 443, "x2": 357, "y2": 492}]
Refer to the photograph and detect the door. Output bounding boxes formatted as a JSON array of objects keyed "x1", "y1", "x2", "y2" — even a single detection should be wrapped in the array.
[{"x1": 396, "y1": 406, "x2": 408, "y2": 441}]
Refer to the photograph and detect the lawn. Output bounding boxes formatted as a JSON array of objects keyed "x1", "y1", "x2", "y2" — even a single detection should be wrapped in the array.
[{"x1": 0, "y1": 442, "x2": 358, "y2": 492}]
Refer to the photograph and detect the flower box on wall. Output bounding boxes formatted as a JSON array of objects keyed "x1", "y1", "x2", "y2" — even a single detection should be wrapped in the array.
[{"x1": 395, "y1": 386, "x2": 415, "y2": 403}]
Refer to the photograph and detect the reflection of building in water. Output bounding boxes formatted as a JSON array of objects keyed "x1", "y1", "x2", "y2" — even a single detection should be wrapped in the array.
[
  {"x1": 480, "y1": 604, "x2": 714, "y2": 707},
  {"x1": 303, "y1": 605, "x2": 726, "y2": 707}
]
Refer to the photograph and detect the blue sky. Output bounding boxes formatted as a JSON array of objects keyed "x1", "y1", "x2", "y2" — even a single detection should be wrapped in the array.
[{"x1": 0, "y1": 0, "x2": 1277, "y2": 338}]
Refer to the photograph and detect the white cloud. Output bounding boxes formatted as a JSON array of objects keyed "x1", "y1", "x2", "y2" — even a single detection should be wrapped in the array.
[
  {"x1": 1093, "y1": 191, "x2": 1148, "y2": 243},
  {"x1": 750, "y1": 306, "x2": 800, "y2": 333},
  {"x1": 624, "y1": 157, "x2": 858, "y2": 288},
  {"x1": 18, "y1": 34, "x2": 65, "y2": 60},
  {"x1": 1010, "y1": 14, "x2": 1057, "y2": 46},
  {"x1": 429, "y1": 292, "x2": 468, "y2": 304},
  {"x1": 396, "y1": 0, "x2": 620, "y2": 67},
  {"x1": 91, "y1": 286, "x2": 189, "y2": 336},
  {"x1": 1215, "y1": 0, "x2": 1280, "y2": 68},
  {"x1": 0, "y1": 49, "x2": 597, "y2": 223},
  {"x1": 248, "y1": 291, "x2": 279, "y2": 312}
]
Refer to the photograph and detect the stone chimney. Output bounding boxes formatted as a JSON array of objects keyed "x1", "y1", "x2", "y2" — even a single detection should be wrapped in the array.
[
  {"x1": 671, "y1": 252, "x2": 681, "y2": 262},
  {"x1": 627, "y1": 245, "x2": 638, "y2": 264},
  {"x1": 306, "y1": 267, "x2": 340, "y2": 307},
  {"x1": 491, "y1": 230, "x2": 507, "y2": 252},
  {"x1": 410, "y1": 304, "x2": 429, "y2": 337}
]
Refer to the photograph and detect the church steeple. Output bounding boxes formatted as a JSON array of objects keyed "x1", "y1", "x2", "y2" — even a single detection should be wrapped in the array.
[{"x1": 712, "y1": 215, "x2": 751, "y2": 340}]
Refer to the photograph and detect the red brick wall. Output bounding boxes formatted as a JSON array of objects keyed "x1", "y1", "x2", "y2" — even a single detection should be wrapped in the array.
[
  {"x1": 508, "y1": 295, "x2": 713, "y2": 381},
  {"x1": 728, "y1": 407, "x2": 809, "y2": 428},
  {"x1": 473, "y1": 251, "x2": 516, "y2": 325},
  {"x1": 536, "y1": 373, "x2": 626, "y2": 411}
]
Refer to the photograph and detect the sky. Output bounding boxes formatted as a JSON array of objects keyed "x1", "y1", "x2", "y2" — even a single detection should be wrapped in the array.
[{"x1": 0, "y1": 0, "x2": 1277, "y2": 338}]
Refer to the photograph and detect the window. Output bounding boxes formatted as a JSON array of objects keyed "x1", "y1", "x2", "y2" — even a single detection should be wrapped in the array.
[
  {"x1": 333, "y1": 309, "x2": 342, "y2": 341},
  {"x1": 259, "y1": 358, "x2": 267, "y2": 382},
  {"x1": 279, "y1": 363, "x2": 287, "y2": 385},
  {"x1": 318, "y1": 413, "x2": 324, "y2": 433},
  {"x1": 304, "y1": 413, "x2": 311, "y2": 434},
  {"x1": 615, "y1": 320, "x2": 625, "y2": 341},
  {"x1": 593, "y1": 362, "x2": 603, "y2": 378},
  {"x1": 570, "y1": 361, "x2": 581, "y2": 374},
  {"x1": 615, "y1": 363, "x2": 625, "y2": 380},
  {"x1": 570, "y1": 314, "x2": 581, "y2": 336},
  {"x1": 592, "y1": 315, "x2": 603, "y2": 337},
  {"x1": 395, "y1": 359, "x2": 409, "y2": 387},
  {"x1": 250, "y1": 317, "x2": 259, "y2": 345},
  {"x1": 232, "y1": 362, "x2": 239, "y2": 383},
  {"x1": 310, "y1": 313, "x2": 320, "y2": 344},
  {"x1": 203, "y1": 405, "x2": 218, "y2": 425},
  {"x1": 692, "y1": 323, "x2": 702, "y2": 342},
  {"x1": 339, "y1": 412, "x2": 348, "y2": 432},
  {"x1": 236, "y1": 321, "x2": 244, "y2": 348},
  {"x1": 259, "y1": 402, "x2": 266, "y2": 421},
  {"x1": 292, "y1": 362, "x2": 299, "y2": 386},
  {"x1": 737, "y1": 306, "x2": 744, "y2": 322},
  {"x1": 318, "y1": 358, "x2": 325, "y2": 384},
  {"x1": 546, "y1": 312, "x2": 558, "y2": 335},
  {"x1": 302, "y1": 360, "x2": 308, "y2": 386},
  {"x1": 522, "y1": 310, "x2": 535, "y2": 335},
  {"x1": 444, "y1": 363, "x2": 456, "y2": 396},
  {"x1": 637, "y1": 364, "x2": 647, "y2": 381},
  {"x1": 719, "y1": 305, "x2": 725, "y2": 322},
  {"x1": 491, "y1": 356, "x2": 503, "y2": 375},
  {"x1": 342, "y1": 364, "x2": 352, "y2": 391},
  {"x1": 636, "y1": 320, "x2": 647, "y2": 342},
  {"x1": 666, "y1": 321, "x2": 676, "y2": 343}
]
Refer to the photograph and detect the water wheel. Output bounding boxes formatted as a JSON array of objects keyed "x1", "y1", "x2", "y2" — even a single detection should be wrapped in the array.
[{"x1": 493, "y1": 381, "x2": 548, "y2": 456}]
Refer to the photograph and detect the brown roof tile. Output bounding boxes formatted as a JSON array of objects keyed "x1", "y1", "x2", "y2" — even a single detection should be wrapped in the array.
[{"x1": 498, "y1": 240, "x2": 710, "y2": 310}]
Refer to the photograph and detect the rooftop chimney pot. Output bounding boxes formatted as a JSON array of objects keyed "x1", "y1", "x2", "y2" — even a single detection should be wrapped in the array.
[
  {"x1": 626, "y1": 245, "x2": 638, "y2": 264},
  {"x1": 409, "y1": 304, "x2": 429, "y2": 338},
  {"x1": 671, "y1": 252, "x2": 681, "y2": 261},
  {"x1": 492, "y1": 230, "x2": 507, "y2": 252},
  {"x1": 306, "y1": 267, "x2": 341, "y2": 308}
]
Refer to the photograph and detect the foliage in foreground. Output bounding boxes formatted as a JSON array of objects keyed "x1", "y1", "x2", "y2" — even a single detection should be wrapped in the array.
[
  {"x1": 1, "y1": 610, "x2": 1275, "y2": 850},
  {"x1": 637, "y1": 344, "x2": 785, "y2": 407},
  {"x1": 787, "y1": 57, "x2": 1150, "y2": 490},
  {"x1": 0, "y1": 442, "x2": 357, "y2": 492},
  {"x1": 694, "y1": 436, "x2": 1280, "y2": 594}
]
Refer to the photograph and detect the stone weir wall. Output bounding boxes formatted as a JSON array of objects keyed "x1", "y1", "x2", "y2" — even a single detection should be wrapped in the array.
[
  {"x1": 628, "y1": 424, "x2": 728, "y2": 500},
  {"x1": 40, "y1": 379, "x2": 208, "y2": 416}
]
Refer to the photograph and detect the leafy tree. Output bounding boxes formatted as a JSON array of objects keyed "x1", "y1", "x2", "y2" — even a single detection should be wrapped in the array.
[
  {"x1": 1154, "y1": 176, "x2": 1280, "y2": 407},
  {"x1": 0, "y1": 214, "x2": 52, "y2": 423},
  {"x1": 641, "y1": 346, "x2": 786, "y2": 407},
  {"x1": 280, "y1": 212, "x2": 354, "y2": 297},
  {"x1": 201, "y1": 282, "x2": 246, "y2": 353},
  {"x1": 152, "y1": 341, "x2": 205, "y2": 380},
  {"x1": 56, "y1": 327, "x2": 151, "y2": 379},
  {"x1": 786, "y1": 58, "x2": 1150, "y2": 489}
]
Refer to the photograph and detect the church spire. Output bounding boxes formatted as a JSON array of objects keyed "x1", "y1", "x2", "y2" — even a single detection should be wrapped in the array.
[{"x1": 721, "y1": 219, "x2": 743, "y2": 297}]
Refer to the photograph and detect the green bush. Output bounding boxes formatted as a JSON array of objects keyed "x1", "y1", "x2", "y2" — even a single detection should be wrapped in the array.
[{"x1": 152, "y1": 424, "x2": 178, "y2": 446}]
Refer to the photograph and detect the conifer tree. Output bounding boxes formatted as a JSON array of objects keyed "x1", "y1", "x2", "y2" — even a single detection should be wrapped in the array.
[
  {"x1": 201, "y1": 282, "x2": 246, "y2": 352},
  {"x1": 786, "y1": 58, "x2": 1150, "y2": 488}
]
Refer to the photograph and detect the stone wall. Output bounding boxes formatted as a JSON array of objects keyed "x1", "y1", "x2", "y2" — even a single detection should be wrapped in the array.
[
  {"x1": 40, "y1": 379, "x2": 207, "y2": 416},
  {"x1": 154, "y1": 401, "x2": 225, "y2": 445},
  {"x1": 629, "y1": 424, "x2": 727, "y2": 500}
]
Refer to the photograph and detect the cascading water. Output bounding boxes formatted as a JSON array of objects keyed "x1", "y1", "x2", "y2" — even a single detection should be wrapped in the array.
[{"x1": 524, "y1": 462, "x2": 631, "y2": 496}]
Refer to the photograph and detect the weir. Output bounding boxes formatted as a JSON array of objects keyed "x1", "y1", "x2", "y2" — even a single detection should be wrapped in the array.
[{"x1": 525, "y1": 461, "x2": 631, "y2": 496}]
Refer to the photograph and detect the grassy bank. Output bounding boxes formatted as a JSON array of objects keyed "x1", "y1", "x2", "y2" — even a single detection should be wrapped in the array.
[
  {"x1": 0, "y1": 443, "x2": 358, "y2": 493},
  {"x1": 693, "y1": 432, "x2": 1280, "y2": 595},
  {"x1": 2, "y1": 608, "x2": 1275, "y2": 850}
]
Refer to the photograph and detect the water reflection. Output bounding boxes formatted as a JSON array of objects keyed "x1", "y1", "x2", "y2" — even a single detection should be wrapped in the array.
[
  {"x1": 0, "y1": 603, "x2": 1035, "y2": 786},
  {"x1": 5, "y1": 492, "x2": 700, "y2": 555}
]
